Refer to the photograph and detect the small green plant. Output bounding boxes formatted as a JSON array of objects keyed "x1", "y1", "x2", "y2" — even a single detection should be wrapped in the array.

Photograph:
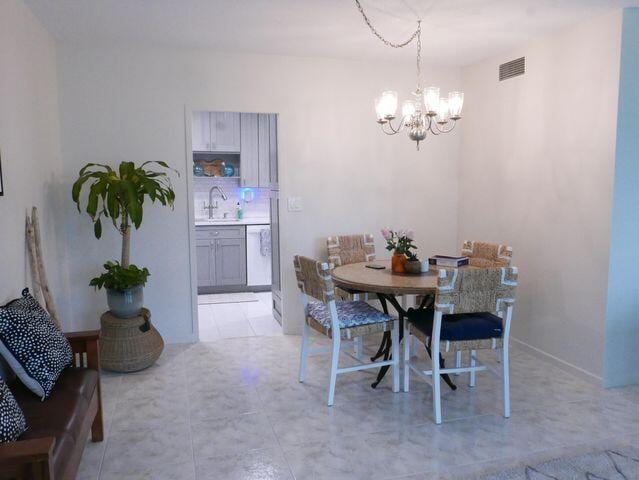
[{"x1": 89, "y1": 261, "x2": 150, "y2": 292}]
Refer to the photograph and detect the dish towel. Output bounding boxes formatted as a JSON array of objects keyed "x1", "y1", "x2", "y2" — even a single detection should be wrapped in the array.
[{"x1": 259, "y1": 228, "x2": 271, "y2": 257}]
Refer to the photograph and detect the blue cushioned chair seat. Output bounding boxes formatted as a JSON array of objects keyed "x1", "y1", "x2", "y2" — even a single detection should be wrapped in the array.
[
  {"x1": 407, "y1": 309, "x2": 503, "y2": 341},
  {"x1": 308, "y1": 301, "x2": 392, "y2": 329}
]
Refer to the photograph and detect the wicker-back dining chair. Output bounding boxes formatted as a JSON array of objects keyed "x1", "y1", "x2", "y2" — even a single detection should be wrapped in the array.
[
  {"x1": 294, "y1": 255, "x2": 400, "y2": 406},
  {"x1": 326, "y1": 234, "x2": 376, "y2": 358},
  {"x1": 327, "y1": 234, "x2": 376, "y2": 267},
  {"x1": 403, "y1": 266, "x2": 518, "y2": 424},
  {"x1": 461, "y1": 240, "x2": 513, "y2": 267}
]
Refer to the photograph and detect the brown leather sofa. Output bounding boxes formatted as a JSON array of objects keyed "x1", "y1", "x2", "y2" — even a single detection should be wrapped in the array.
[{"x1": 0, "y1": 331, "x2": 103, "y2": 480}]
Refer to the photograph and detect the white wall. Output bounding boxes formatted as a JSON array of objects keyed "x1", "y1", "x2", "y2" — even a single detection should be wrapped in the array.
[
  {"x1": 458, "y1": 11, "x2": 622, "y2": 379},
  {"x1": 604, "y1": 8, "x2": 639, "y2": 387},
  {"x1": 0, "y1": 0, "x2": 65, "y2": 308},
  {"x1": 55, "y1": 46, "x2": 462, "y2": 340}
]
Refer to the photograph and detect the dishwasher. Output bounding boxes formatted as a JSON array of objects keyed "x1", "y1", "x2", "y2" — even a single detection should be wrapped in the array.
[{"x1": 246, "y1": 225, "x2": 272, "y2": 286}]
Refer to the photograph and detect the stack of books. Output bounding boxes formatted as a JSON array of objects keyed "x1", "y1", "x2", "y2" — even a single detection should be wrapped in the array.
[{"x1": 428, "y1": 255, "x2": 469, "y2": 267}]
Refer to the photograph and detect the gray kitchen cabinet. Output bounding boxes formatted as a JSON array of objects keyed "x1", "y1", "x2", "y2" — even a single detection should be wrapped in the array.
[
  {"x1": 258, "y1": 114, "x2": 271, "y2": 187},
  {"x1": 240, "y1": 113, "x2": 259, "y2": 187},
  {"x1": 268, "y1": 113, "x2": 278, "y2": 189},
  {"x1": 269, "y1": 191, "x2": 282, "y2": 323},
  {"x1": 211, "y1": 112, "x2": 241, "y2": 152},
  {"x1": 192, "y1": 111, "x2": 211, "y2": 151},
  {"x1": 192, "y1": 112, "x2": 240, "y2": 153},
  {"x1": 215, "y1": 238, "x2": 247, "y2": 285},
  {"x1": 196, "y1": 238, "x2": 215, "y2": 287},
  {"x1": 241, "y1": 113, "x2": 277, "y2": 188},
  {"x1": 196, "y1": 225, "x2": 246, "y2": 289}
]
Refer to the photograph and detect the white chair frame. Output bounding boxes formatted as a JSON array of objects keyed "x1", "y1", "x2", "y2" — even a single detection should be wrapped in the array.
[
  {"x1": 403, "y1": 303, "x2": 514, "y2": 424},
  {"x1": 298, "y1": 291, "x2": 400, "y2": 406}
]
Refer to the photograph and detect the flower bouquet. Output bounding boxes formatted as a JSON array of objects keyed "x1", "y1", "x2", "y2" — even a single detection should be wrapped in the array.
[{"x1": 381, "y1": 228, "x2": 419, "y2": 274}]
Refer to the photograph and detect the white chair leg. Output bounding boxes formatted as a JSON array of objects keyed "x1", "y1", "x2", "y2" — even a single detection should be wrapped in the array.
[
  {"x1": 495, "y1": 348, "x2": 501, "y2": 363},
  {"x1": 391, "y1": 321, "x2": 400, "y2": 393},
  {"x1": 327, "y1": 334, "x2": 340, "y2": 406},
  {"x1": 432, "y1": 353, "x2": 442, "y2": 424},
  {"x1": 502, "y1": 346, "x2": 510, "y2": 418},
  {"x1": 354, "y1": 337, "x2": 363, "y2": 360},
  {"x1": 455, "y1": 350, "x2": 462, "y2": 376},
  {"x1": 469, "y1": 349, "x2": 476, "y2": 387},
  {"x1": 403, "y1": 321, "x2": 411, "y2": 392},
  {"x1": 298, "y1": 322, "x2": 310, "y2": 383}
]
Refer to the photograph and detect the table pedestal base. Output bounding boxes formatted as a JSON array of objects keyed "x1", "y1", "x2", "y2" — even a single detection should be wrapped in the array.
[{"x1": 371, "y1": 294, "x2": 456, "y2": 391}]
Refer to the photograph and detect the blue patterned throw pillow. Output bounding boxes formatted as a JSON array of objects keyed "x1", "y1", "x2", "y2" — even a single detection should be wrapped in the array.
[
  {"x1": 0, "y1": 378, "x2": 27, "y2": 442},
  {"x1": 0, "y1": 289, "x2": 72, "y2": 400}
]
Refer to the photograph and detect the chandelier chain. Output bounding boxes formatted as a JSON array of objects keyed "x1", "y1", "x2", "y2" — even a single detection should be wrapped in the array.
[
  {"x1": 355, "y1": 0, "x2": 422, "y2": 90},
  {"x1": 354, "y1": 0, "x2": 420, "y2": 49}
]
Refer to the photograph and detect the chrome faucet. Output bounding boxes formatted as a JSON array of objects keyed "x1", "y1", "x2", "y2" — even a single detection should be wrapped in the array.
[{"x1": 204, "y1": 185, "x2": 228, "y2": 219}]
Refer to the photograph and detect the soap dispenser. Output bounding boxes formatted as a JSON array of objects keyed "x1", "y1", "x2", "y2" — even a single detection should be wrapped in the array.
[{"x1": 236, "y1": 202, "x2": 243, "y2": 220}]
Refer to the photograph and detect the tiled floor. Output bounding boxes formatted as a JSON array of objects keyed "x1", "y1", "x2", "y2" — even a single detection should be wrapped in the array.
[
  {"x1": 78, "y1": 334, "x2": 639, "y2": 480},
  {"x1": 198, "y1": 292, "x2": 282, "y2": 341}
]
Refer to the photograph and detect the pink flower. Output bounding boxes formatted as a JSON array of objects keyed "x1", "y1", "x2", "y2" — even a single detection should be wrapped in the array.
[
  {"x1": 405, "y1": 228, "x2": 415, "y2": 240},
  {"x1": 381, "y1": 228, "x2": 392, "y2": 241}
]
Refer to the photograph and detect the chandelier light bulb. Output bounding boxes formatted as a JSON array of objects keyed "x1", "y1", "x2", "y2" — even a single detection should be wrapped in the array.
[
  {"x1": 436, "y1": 98, "x2": 450, "y2": 124},
  {"x1": 448, "y1": 91, "x2": 464, "y2": 119},
  {"x1": 374, "y1": 97, "x2": 386, "y2": 122},
  {"x1": 424, "y1": 87, "x2": 440, "y2": 115},
  {"x1": 401, "y1": 100, "x2": 416, "y2": 124},
  {"x1": 377, "y1": 90, "x2": 398, "y2": 118}
]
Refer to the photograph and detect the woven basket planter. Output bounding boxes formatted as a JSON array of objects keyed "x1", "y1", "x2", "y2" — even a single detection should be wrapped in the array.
[{"x1": 100, "y1": 307, "x2": 164, "y2": 373}]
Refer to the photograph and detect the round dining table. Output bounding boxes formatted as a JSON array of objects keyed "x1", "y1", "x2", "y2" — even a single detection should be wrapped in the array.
[{"x1": 331, "y1": 260, "x2": 457, "y2": 390}]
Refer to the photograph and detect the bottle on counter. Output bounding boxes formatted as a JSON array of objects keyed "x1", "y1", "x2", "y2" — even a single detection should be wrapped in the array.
[{"x1": 236, "y1": 202, "x2": 243, "y2": 220}]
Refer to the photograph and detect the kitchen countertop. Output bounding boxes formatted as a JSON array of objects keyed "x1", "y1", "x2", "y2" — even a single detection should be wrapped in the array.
[{"x1": 195, "y1": 217, "x2": 270, "y2": 226}]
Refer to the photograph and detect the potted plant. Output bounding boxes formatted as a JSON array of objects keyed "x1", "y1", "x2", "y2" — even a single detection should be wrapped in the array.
[
  {"x1": 381, "y1": 228, "x2": 419, "y2": 274},
  {"x1": 89, "y1": 262, "x2": 150, "y2": 318},
  {"x1": 72, "y1": 161, "x2": 177, "y2": 317}
]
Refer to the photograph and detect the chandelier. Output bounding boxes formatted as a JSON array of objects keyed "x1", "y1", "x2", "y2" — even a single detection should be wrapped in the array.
[{"x1": 355, "y1": 0, "x2": 464, "y2": 150}]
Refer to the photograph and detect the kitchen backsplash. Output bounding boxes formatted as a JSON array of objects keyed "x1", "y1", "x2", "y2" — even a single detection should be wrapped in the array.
[{"x1": 193, "y1": 177, "x2": 270, "y2": 220}]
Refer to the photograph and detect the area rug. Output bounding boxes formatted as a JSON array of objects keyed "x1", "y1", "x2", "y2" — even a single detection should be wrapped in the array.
[
  {"x1": 483, "y1": 447, "x2": 639, "y2": 479},
  {"x1": 198, "y1": 292, "x2": 258, "y2": 305}
]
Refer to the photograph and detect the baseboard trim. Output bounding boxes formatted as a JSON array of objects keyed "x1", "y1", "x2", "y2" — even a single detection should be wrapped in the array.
[{"x1": 511, "y1": 337, "x2": 603, "y2": 386}]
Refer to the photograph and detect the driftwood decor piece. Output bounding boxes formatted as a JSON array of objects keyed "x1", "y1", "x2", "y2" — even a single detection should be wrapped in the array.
[{"x1": 25, "y1": 207, "x2": 61, "y2": 328}]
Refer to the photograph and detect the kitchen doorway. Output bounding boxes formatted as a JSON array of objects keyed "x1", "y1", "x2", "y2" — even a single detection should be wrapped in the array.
[{"x1": 185, "y1": 110, "x2": 282, "y2": 341}]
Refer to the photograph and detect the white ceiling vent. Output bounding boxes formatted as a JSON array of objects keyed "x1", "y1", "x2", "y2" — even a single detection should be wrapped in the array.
[{"x1": 499, "y1": 57, "x2": 525, "y2": 81}]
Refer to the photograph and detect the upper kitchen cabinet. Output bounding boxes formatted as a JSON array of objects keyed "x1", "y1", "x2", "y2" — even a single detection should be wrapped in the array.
[
  {"x1": 192, "y1": 111, "x2": 211, "y2": 151},
  {"x1": 240, "y1": 113, "x2": 259, "y2": 187},
  {"x1": 241, "y1": 113, "x2": 277, "y2": 188},
  {"x1": 268, "y1": 114, "x2": 278, "y2": 189},
  {"x1": 211, "y1": 112, "x2": 241, "y2": 152},
  {"x1": 192, "y1": 112, "x2": 240, "y2": 152}
]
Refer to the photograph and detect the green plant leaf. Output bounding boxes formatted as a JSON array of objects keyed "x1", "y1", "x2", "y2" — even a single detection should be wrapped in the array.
[
  {"x1": 94, "y1": 217, "x2": 102, "y2": 238},
  {"x1": 87, "y1": 187, "x2": 99, "y2": 218}
]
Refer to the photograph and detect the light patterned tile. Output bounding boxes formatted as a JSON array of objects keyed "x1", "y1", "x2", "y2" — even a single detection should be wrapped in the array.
[
  {"x1": 72, "y1": 331, "x2": 639, "y2": 480},
  {"x1": 191, "y1": 412, "x2": 278, "y2": 460},
  {"x1": 101, "y1": 423, "x2": 192, "y2": 474},
  {"x1": 196, "y1": 448, "x2": 293, "y2": 480},
  {"x1": 188, "y1": 384, "x2": 262, "y2": 421},
  {"x1": 100, "y1": 460, "x2": 196, "y2": 480}
]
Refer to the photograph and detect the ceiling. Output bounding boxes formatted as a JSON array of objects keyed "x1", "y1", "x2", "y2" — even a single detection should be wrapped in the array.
[{"x1": 24, "y1": 0, "x2": 638, "y2": 67}]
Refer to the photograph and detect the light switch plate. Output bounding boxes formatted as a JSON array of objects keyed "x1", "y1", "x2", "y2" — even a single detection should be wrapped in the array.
[{"x1": 287, "y1": 196, "x2": 303, "y2": 212}]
